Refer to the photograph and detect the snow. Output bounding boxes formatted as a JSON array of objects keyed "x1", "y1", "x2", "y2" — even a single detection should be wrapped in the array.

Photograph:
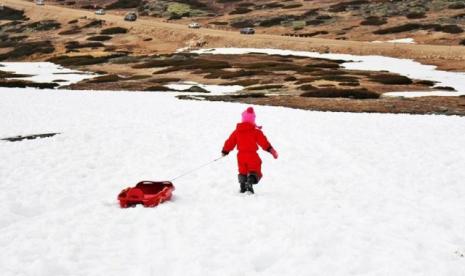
[
  {"x1": 387, "y1": 38, "x2": 416, "y2": 44},
  {"x1": 1, "y1": 87, "x2": 465, "y2": 275},
  {"x1": 192, "y1": 48, "x2": 465, "y2": 94},
  {"x1": 165, "y1": 81, "x2": 243, "y2": 94},
  {"x1": 383, "y1": 90, "x2": 465, "y2": 98},
  {"x1": 0, "y1": 62, "x2": 96, "y2": 86},
  {"x1": 372, "y1": 38, "x2": 416, "y2": 44}
]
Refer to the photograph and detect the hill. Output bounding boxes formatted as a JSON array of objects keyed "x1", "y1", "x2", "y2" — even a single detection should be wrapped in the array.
[{"x1": 51, "y1": 0, "x2": 465, "y2": 46}]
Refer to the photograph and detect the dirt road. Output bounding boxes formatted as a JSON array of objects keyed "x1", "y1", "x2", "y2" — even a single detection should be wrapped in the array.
[{"x1": 3, "y1": 0, "x2": 465, "y2": 71}]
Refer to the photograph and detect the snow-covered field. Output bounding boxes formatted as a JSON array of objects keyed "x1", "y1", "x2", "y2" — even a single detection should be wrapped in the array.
[
  {"x1": 0, "y1": 62, "x2": 95, "y2": 86},
  {"x1": 1, "y1": 87, "x2": 465, "y2": 275}
]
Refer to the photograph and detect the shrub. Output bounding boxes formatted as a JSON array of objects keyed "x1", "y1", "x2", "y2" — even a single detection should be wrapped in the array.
[
  {"x1": 82, "y1": 19, "x2": 104, "y2": 29},
  {"x1": 283, "y1": 30, "x2": 328, "y2": 37},
  {"x1": 0, "y1": 34, "x2": 26, "y2": 48},
  {"x1": 435, "y1": 24, "x2": 463, "y2": 34},
  {"x1": 316, "y1": 15, "x2": 332, "y2": 20},
  {"x1": 101, "y1": 27, "x2": 128, "y2": 35},
  {"x1": 435, "y1": 86, "x2": 456, "y2": 91},
  {"x1": 106, "y1": 0, "x2": 142, "y2": 9},
  {"x1": 318, "y1": 75, "x2": 360, "y2": 82},
  {"x1": 0, "y1": 41, "x2": 54, "y2": 61},
  {"x1": 204, "y1": 69, "x2": 255, "y2": 79},
  {"x1": 374, "y1": 23, "x2": 463, "y2": 34},
  {"x1": 0, "y1": 6, "x2": 27, "y2": 20},
  {"x1": 306, "y1": 62, "x2": 340, "y2": 69},
  {"x1": 449, "y1": 3, "x2": 465, "y2": 9},
  {"x1": 243, "y1": 62, "x2": 312, "y2": 72},
  {"x1": 81, "y1": 5, "x2": 102, "y2": 9},
  {"x1": 188, "y1": 59, "x2": 232, "y2": 70},
  {"x1": 374, "y1": 23, "x2": 422, "y2": 34},
  {"x1": 168, "y1": 13, "x2": 183, "y2": 20},
  {"x1": 295, "y1": 78, "x2": 316, "y2": 84},
  {"x1": 65, "y1": 41, "x2": 104, "y2": 50},
  {"x1": 209, "y1": 21, "x2": 228, "y2": 25},
  {"x1": 247, "y1": 84, "x2": 283, "y2": 90},
  {"x1": 301, "y1": 88, "x2": 379, "y2": 99},
  {"x1": 134, "y1": 58, "x2": 231, "y2": 70},
  {"x1": 59, "y1": 28, "x2": 81, "y2": 35},
  {"x1": 261, "y1": 2, "x2": 285, "y2": 9},
  {"x1": 25, "y1": 20, "x2": 61, "y2": 31},
  {"x1": 340, "y1": 82, "x2": 360, "y2": 86},
  {"x1": 230, "y1": 19, "x2": 255, "y2": 28},
  {"x1": 230, "y1": 7, "x2": 252, "y2": 15},
  {"x1": 0, "y1": 79, "x2": 58, "y2": 89},
  {"x1": 292, "y1": 20, "x2": 306, "y2": 30},
  {"x1": 230, "y1": 93, "x2": 266, "y2": 98},
  {"x1": 152, "y1": 67, "x2": 180, "y2": 74},
  {"x1": 406, "y1": 12, "x2": 426, "y2": 19},
  {"x1": 328, "y1": 0, "x2": 368, "y2": 13},
  {"x1": 0, "y1": 70, "x2": 31, "y2": 78},
  {"x1": 87, "y1": 35, "x2": 112, "y2": 41},
  {"x1": 369, "y1": 74, "x2": 413, "y2": 85},
  {"x1": 48, "y1": 54, "x2": 124, "y2": 66},
  {"x1": 110, "y1": 56, "x2": 140, "y2": 64},
  {"x1": 259, "y1": 16, "x2": 287, "y2": 27},
  {"x1": 361, "y1": 16, "x2": 387, "y2": 26},
  {"x1": 0, "y1": 21, "x2": 24, "y2": 33},
  {"x1": 283, "y1": 3, "x2": 303, "y2": 9},
  {"x1": 125, "y1": 75, "x2": 151, "y2": 80},
  {"x1": 88, "y1": 74, "x2": 122, "y2": 83},
  {"x1": 167, "y1": 3, "x2": 191, "y2": 17},
  {"x1": 298, "y1": 84, "x2": 317, "y2": 90},
  {"x1": 238, "y1": 2, "x2": 254, "y2": 7},
  {"x1": 183, "y1": 85, "x2": 209, "y2": 93},
  {"x1": 223, "y1": 79, "x2": 261, "y2": 86},
  {"x1": 144, "y1": 85, "x2": 173, "y2": 92},
  {"x1": 284, "y1": 76, "x2": 297, "y2": 81},
  {"x1": 416, "y1": 80, "x2": 436, "y2": 86},
  {"x1": 306, "y1": 19, "x2": 324, "y2": 25},
  {"x1": 302, "y1": 9, "x2": 318, "y2": 17},
  {"x1": 150, "y1": 77, "x2": 181, "y2": 83}
]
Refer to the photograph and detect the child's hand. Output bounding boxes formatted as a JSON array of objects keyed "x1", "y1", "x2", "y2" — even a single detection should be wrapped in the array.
[{"x1": 270, "y1": 148, "x2": 278, "y2": 159}]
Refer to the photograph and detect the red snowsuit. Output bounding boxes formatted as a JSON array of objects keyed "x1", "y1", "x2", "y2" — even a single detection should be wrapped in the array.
[{"x1": 222, "y1": 122, "x2": 273, "y2": 178}]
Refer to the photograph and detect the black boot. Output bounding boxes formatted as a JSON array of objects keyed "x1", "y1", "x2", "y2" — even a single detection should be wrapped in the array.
[
  {"x1": 246, "y1": 173, "x2": 258, "y2": 194},
  {"x1": 238, "y1": 174, "x2": 247, "y2": 193}
]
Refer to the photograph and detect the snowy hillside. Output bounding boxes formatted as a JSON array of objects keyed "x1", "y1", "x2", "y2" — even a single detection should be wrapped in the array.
[{"x1": 1, "y1": 88, "x2": 465, "y2": 275}]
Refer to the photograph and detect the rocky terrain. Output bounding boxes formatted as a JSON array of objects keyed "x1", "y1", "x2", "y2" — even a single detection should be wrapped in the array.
[
  {"x1": 1, "y1": 0, "x2": 465, "y2": 115},
  {"x1": 51, "y1": 0, "x2": 465, "y2": 46}
]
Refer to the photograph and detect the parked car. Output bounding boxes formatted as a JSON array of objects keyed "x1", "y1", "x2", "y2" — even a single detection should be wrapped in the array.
[
  {"x1": 188, "y1": 22, "x2": 201, "y2": 29},
  {"x1": 35, "y1": 0, "x2": 44, "y2": 5},
  {"x1": 240, "y1": 27, "x2": 255, "y2": 35},
  {"x1": 124, "y1": 12, "x2": 137, "y2": 22},
  {"x1": 95, "y1": 9, "x2": 105, "y2": 15}
]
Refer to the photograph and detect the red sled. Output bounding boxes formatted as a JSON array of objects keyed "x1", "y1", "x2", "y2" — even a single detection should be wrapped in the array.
[{"x1": 118, "y1": 181, "x2": 175, "y2": 208}]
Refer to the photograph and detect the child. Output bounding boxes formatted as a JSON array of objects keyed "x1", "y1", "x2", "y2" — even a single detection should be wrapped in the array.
[{"x1": 222, "y1": 107, "x2": 278, "y2": 194}]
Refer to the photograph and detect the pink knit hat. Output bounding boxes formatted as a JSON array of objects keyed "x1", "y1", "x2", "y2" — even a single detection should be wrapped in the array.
[{"x1": 241, "y1": 107, "x2": 256, "y2": 124}]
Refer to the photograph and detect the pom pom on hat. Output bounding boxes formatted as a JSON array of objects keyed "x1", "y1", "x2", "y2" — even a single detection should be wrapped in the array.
[{"x1": 242, "y1": 107, "x2": 256, "y2": 124}]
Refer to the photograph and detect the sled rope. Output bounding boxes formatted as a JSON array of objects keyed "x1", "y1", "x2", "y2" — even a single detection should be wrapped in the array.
[{"x1": 169, "y1": 156, "x2": 224, "y2": 182}]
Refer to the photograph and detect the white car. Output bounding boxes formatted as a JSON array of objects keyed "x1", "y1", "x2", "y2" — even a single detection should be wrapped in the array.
[
  {"x1": 188, "y1": 22, "x2": 201, "y2": 29},
  {"x1": 35, "y1": 0, "x2": 44, "y2": 5},
  {"x1": 95, "y1": 9, "x2": 105, "y2": 15}
]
